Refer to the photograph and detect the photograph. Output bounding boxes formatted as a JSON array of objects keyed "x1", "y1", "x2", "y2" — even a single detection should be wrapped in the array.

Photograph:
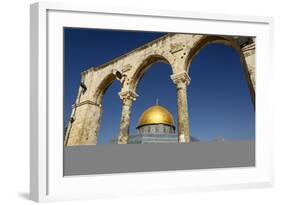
[{"x1": 63, "y1": 28, "x2": 256, "y2": 175}]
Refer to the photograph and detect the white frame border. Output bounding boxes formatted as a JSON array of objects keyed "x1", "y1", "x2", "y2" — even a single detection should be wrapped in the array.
[{"x1": 30, "y1": 2, "x2": 274, "y2": 202}]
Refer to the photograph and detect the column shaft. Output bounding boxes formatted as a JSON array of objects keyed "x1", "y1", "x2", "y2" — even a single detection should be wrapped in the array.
[
  {"x1": 241, "y1": 41, "x2": 256, "y2": 107},
  {"x1": 176, "y1": 85, "x2": 190, "y2": 143},
  {"x1": 118, "y1": 99, "x2": 133, "y2": 144},
  {"x1": 117, "y1": 90, "x2": 137, "y2": 144},
  {"x1": 171, "y1": 71, "x2": 191, "y2": 143}
]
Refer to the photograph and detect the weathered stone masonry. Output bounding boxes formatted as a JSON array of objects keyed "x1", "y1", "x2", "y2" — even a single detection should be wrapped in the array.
[{"x1": 64, "y1": 33, "x2": 255, "y2": 146}]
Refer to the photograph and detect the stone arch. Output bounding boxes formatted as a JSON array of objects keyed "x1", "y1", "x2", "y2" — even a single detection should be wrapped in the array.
[
  {"x1": 65, "y1": 33, "x2": 255, "y2": 146},
  {"x1": 130, "y1": 54, "x2": 174, "y2": 93},
  {"x1": 90, "y1": 72, "x2": 122, "y2": 144},
  {"x1": 122, "y1": 54, "x2": 180, "y2": 143},
  {"x1": 93, "y1": 72, "x2": 121, "y2": 105},
  {"x1": 185, "y1": 35, "x2": 255, "y2": 106}
]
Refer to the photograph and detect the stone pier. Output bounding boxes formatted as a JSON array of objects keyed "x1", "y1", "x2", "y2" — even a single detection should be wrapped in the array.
[
  {"x1": 241, "y1": 39, "x2": 256, "y2": 106},
  {"x1": 171, "y1": 71, "x2": 191, "y2": 143},
  {"x1": 65, "y1": 100, "x2": 102, "y2": 146},
  {"x1": 117, "y1": 90, "x2": 138, "y2": 144}
]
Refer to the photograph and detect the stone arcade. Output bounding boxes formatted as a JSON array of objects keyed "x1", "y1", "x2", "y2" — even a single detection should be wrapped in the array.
[{"x1": 64, "y1": 34, "x2": 255, "y2": 146}]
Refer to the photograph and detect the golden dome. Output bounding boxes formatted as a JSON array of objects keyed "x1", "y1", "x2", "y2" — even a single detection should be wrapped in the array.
[{"x1": 137, "y1": 105, "x2": 175, "y2": 128}]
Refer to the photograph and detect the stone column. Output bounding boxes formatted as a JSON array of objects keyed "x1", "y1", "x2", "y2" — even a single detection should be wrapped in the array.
[
  {"x1": 171, "y1": 71, "x2": 191, "y2": 143},
  {"x1": 117, "y1": 90, "x2": 138, "y2": 144},
  {"x1": 64, "y1": 100, "x2": 102, "y2": 146},
  {"x1": 241, "y1": 40, "x2": 256, "y2": 106},
  {"x1": 234, "y1": 37, "x2": 256, "y2": 107}
]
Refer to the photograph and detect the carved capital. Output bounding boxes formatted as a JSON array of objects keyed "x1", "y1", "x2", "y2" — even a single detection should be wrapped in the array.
[
  {"x1": 171, "y1": 71, "x2": 191, "y2": 88},
  {"x1": 235, "y1": 37, "x2": 255, "y2": 49},
  {"x1": 241, "y1": 43, "x2": 256, "y2": 58},
  {"x1": 118, "y1": 90, "x2": 138, "y2": 105}
]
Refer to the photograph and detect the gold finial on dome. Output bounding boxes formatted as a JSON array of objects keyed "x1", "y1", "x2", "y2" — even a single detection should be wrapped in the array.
[{"x1": 137, "y1": 105, "x2": 175, "y2": 128}]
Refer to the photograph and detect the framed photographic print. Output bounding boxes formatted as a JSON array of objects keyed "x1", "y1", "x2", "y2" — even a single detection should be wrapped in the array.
[{"x1": 30, "y1": 2, "x2": 274, "y2": 202}]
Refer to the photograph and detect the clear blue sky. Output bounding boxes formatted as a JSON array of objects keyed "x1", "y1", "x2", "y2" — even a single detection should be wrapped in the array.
[{"x1": 64, "y1": 28, "x2": 255, "y2": 144}]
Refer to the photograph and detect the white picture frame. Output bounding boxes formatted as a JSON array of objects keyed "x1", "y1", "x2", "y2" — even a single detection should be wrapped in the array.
[{"x1": 30, "y1": 2, "x2": 274, "y2": 202}]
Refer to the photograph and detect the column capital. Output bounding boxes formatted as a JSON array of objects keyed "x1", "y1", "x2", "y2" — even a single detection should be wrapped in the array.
[
  {"x1": 118, "y1": 90, "x2": 138, "y2": 103},
  {"x1": 171, "y1": 71, "x2": 191, "y2": 88}
]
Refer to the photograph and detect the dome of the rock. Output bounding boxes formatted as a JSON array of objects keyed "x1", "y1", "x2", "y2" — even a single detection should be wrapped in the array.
[{"x1": 137, "y1": 105, "x2": 175, "y2": 128}]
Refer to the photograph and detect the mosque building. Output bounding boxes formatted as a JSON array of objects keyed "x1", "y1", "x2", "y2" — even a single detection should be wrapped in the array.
[{"x1": 111, "y1": 104, "x2": 198, "y2": 144}]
